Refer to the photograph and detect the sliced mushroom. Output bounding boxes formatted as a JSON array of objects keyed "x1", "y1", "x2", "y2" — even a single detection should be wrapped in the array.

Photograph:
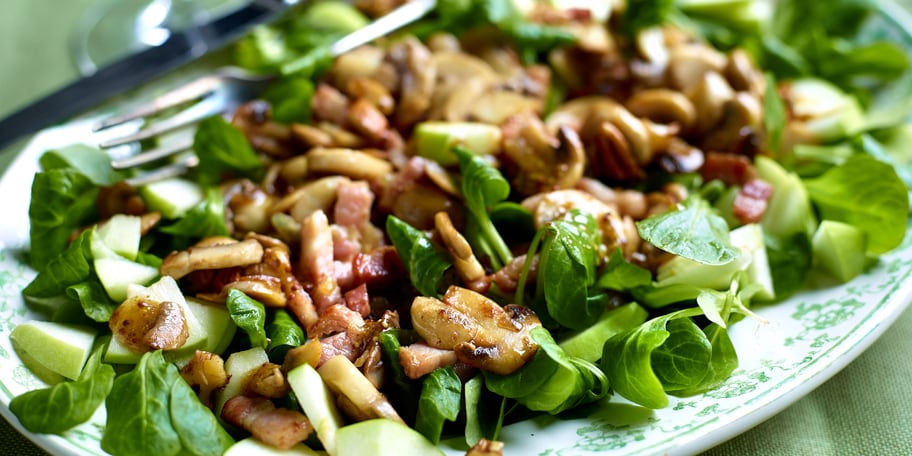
[
  {"x1": 521, "y1": 189, "x2": 637, "y2": 258},
  {"x1": 347, "y1": 98, "x2": 390, "y2": 143},
  {"x1": 667, "y1": 43, "x2": 727, "y2": 91},
  {"x1": 244, "y1": 362, "x2": 290, "y2": 398},
  {"x1": 392, "y1": 37, "x2": 437, "y2": 129},
  {"x1": 346, "y1": 76, "x2": 396, "y2": 115},
  {"x1": 180, "y1": 351, "x2": 228, "y2": 407},
  {"x1": 626, "y1": 89, "x2": 697, "y2": 130},
  {"x1": 435, "y1": 211, "x2": 486, "y2": 285},
  {"x1": 687, "y1": 71, "x2": 736, "y2": 134},
  {"x1": 547, "y1": 97, "x2": 655, "y2": 164},
  {"x1": 502, "y1": 114, "x2": 585, "y2": 196},
  {"x1": 307, "y1": 148, "x2": 393, "y2": 181},
  {"x1": 318, "y1": 355, "x2": 404, "y2": 423},
  {"x1": 219, "y1": 275, "x2": 286, "y2": 307},
  {"x1": 411, "y1": 285, "x2": 541, "y2": 375},
  {"x1": 725, "y1": 48, "x2": 764, "y2": 96},
  {"x1": 109, "y1": 296, "x2": 189, "y2": 353},
  {"x1": 272, "y1": 176, "x2": 347, "y2": 223},
  {"x1": 225, "y1": 180, "x2": 274, "y2": 234},
  {"x1": 330, "y1": 45, "x2": 386, "y2": 90},
  {"x1": 161, "y1": 238, "x2": 265, "y2": 280},
  {"x1": 467, "y1": 90, "x2": 541, "y2": 125}
]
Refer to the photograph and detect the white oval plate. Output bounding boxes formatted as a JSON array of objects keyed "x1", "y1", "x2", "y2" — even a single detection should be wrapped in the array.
[{"x1": 1, "y1": 113, "x2": 911, "y2": 456}]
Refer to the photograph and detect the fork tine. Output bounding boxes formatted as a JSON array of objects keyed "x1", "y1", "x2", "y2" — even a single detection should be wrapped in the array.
[
  {"x1": 125, "y1": 154, "x2": 200, "y2": 187},
  {"x1": 94, "y1": 75, "x2": 223, "y2": 132},
  {"x1": 111, "y1": 137, "x2": 194, "y2": 170},
  {"x1": 99, "y1": 93, "x2": 228, "y2": 148}
]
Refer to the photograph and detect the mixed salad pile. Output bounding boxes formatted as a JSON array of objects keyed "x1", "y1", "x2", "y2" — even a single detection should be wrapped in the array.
[{"x1": 8, "y1": 0, "x2": 912, "y2": 455}]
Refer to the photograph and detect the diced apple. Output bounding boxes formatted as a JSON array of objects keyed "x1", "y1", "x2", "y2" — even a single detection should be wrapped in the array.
[
  {"x1": 10, "y1": 321, "x2": 97, "y2": 381},
  {"x1": 287, "y1": 363, "x2": 344, "y2": 455},
  {"x1": 812, "y1": 220, "x2": 867, "y2": 282},
  {"x1": 224, "y1": 437, "x2": 326, "y2": 456},
  {"x1": 335, "y1": 419, "x2": 443, "y2": 456},
  {"x1": 414, "y1": 121, "x2": 502, "y2": 166},
  {"x1": 216, "y1": 347, "x2": 270, "y2": 416},
  {"x1": 94, "y1": 257, "x2": 159, "y2": 302},
  {"x1": 96, "y1": 214, "x2": 142, "y2": 260},
  {"x1": 139, "y1": 177, "x2": 204, "y2": 219},
  {"x1": 729, "y1": 223, "x2": 775, "y2": 301},
  {"x1": 185, "y1": 297, "x2": 237, "y2": 355}
]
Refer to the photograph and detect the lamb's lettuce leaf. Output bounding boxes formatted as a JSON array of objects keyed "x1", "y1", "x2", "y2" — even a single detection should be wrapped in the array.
[
  {"x1": 101, "y1": 351, "x2": 232, "y2": 456},
  {"x1": 636, "y1": 196, "x2": 739, "y2": 266},
  {"x1": 266, "y1": 309, "x2": 305, "y2": 363},
  {"x1": 485, "y1": 327, "x2": 609, "y2": 415},
  {"x1": 28, "y1": 169, "x2": 99, "y2": 271},
  {"x1": 9, "y1": 344, "x2": 114, "y2": 434},
  {"x1": 226, "y1": 289, "x2": 268, "y2": 349},
  {"x1": 386, "y1": 215, "x2": 453, "y2": 297},
  {"x1": 803, "y1": 154, "x2": 909, "y2": 254},
  {"x1": 415, "y1": 366, "x2": 462, "y2": 444},
  {"x1": 22, "y1": 229, "x2": 117, "y2": 323},
  {"x1": 600, "y1": 308, "x2": 738, "y2": 409},
  {"x1": 191, "y1": 116, "x2": 264, "y2": 186}
]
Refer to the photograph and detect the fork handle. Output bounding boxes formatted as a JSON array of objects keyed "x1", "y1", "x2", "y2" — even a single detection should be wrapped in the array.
[{"x1": 330, "y1": 0, "x2": 437, "y2": 56}]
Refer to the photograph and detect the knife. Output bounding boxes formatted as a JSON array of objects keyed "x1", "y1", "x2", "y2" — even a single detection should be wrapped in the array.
[{"x1": 0, "y1": 0, "x2": 297, "y2": 151}]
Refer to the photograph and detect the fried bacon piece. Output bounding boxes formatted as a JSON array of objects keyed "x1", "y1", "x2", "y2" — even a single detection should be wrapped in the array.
[
  {"x1": 221, "y1": 395, "x2": 313, "y2": 450},
  {"x1": 733, "y1": 178, "x2": 773, "y2": 224},
  {"x1": 399, "y1": 342, "x2": 458, "y2": 379}
]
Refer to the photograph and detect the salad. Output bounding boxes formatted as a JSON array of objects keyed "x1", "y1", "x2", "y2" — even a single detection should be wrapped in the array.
[{"x1": 6, "y1": 0, "x2": 912, "y2": 455}]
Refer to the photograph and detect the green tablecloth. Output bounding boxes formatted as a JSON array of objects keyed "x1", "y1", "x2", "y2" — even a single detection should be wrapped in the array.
[{"x1": 2, "y1": 2, "x2": 911, "y2": 455}]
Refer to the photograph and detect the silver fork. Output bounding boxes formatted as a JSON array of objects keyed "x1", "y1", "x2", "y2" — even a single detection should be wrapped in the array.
[{"x1": 96, "y1": 0, "x2": 437, "y2": 186}]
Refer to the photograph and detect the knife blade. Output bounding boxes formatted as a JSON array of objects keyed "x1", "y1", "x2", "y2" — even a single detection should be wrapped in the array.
[{"x1": 0, "y1": 0, "x2": 296, "y2": 151}]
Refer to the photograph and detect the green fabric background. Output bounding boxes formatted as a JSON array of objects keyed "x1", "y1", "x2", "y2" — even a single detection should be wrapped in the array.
[{"x1": 1, "y1": 1, "x2": 911, "y2": 455}]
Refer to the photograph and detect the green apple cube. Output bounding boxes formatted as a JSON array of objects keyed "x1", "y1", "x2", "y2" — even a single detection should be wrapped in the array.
[
  {"x1": 10, "y1": 321, "x2": 97, "y2": 381},
  {"x1": 287, "y1": 363, "x2": 344, "y2": 455},
  {"x1": 216, "y1": 347, "x2": 270, "y2": 416},
  {"x1": 185, "y1": 297, "x2": 237, "y2": 354},
  {"x1": 96, "y1": 214, "x2": 142, "y2": 260},
  {"x1": 729, "y1": 223, "x2": 775, "y2": 301},
  {"x1": 414, "y1": 121, "x2": 502, "y2": 166},
  {"x1": 335, "y1": 419, "x2": 444, "y2": 456},
  {"x1": 224, "y1": 437, "x2": 324, "y2": 456},
  {"x1": 812, "y1": 220, "x2": 867, "y2": 282},
  {"x1": 139, "y1": 177, "x2": 204, "y2": 219},
  {"x1": 94, "y1": 257, "x2": 160, "y2": 302}
]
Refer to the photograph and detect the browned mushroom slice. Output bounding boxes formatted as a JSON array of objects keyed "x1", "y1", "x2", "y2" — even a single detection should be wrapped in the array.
[
  {"x1": 346, "y1": 76, "x2": 396, "y2": 115},
  {"x1": 522, "y1": 189, "x2": 638, "y2": 259},
  {"x1": 221, "y1": 395, "x2": 313, "y2": 450},
  {"x1": 244, "y1": 362, "x2": 291, "y2": 399},
  {"x1": 109, "y1": 296, "x2": 189, "y2": 353},
  {"x1": 220, "y1": 275, "x2": 286, "y2": 307},
  {"x1": 224, "y1": 179, "x2": 274, "y2": 235},
  {"x1": 467, "y1": 438, "x2": 505, "y2": 456},
  {"x1": 411, "y1": 286, "x2": 541, "y2": 375},
  {"x1": 306, "y1": 148, "x2": 393, "y2": 182},
  {"x1": 626, "y1": 89, "x2": 697, "y2": 130},
  {"x1": 180, "y1": 350, "x2": 228, "y2": 408},
  {"x1": 502, "y1": 114, "x2": 585, "y2": 196},
  {"x1": 318, "y1": 355, "x2": 404, "y2": 424},
  {"x1": 161, "y1": 238, "x2": 265, "y2": 280},
  {"x1": 329, "y1": 45, "x2": 386, "y2": 91},
  {"x1": 391, "y1": 37, "x2": 437, "y2": 129}
]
